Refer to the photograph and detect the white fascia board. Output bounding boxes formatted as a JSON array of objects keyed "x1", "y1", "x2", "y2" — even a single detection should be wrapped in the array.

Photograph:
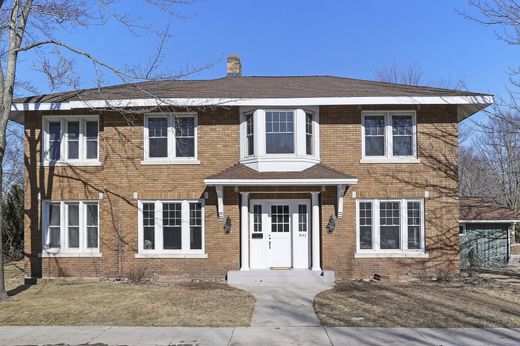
[
  {"x1": 459, "y1": 219, "x2": 520, "y2": 224},
  {"x1": 204, "y1": 178, "x2": 359, "y2": 186},
  {"x1": 11, "y1": 95, "x2": 494, "y2": 111}
]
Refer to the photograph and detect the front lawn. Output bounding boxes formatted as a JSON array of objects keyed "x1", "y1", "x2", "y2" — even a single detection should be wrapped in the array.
[
  {"x1": 314, "y1": 279, "x2": 520, "y2": 328},
  {"x1": 1, "y1": 261, "x2": 255, "y2": 327}
]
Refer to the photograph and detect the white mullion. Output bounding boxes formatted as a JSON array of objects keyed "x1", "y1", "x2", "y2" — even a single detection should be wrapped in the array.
[
  {"x1": 79, "y1": 201, "x2": 85, "y2": 252},
  {"x1": 169, "y1": 115, "x2": 176, "y2": 159},
  {"x1": 420, "y1": 200, "x2": 425, "y2": 251},
  {"x1": 60, "y1": 118, "x2": 66, "y2": 161},
  {"x1": 137, "y1": 201, "x2": 143, "y2": 253},
  {"x1": 182, "y1": 200, "x2": 190, "y2": 252},
  {"x1": 385, "y1": 114, "x2": 392, "y2": 158},
  {"x1": 156, "y1": 201, "x2": 163, "y2": 251},
  {"x1": 60, "y1": 202, "x2": 66, "y2": 251},
  {"x1": 374, "y1": 200, "x2": 380, "y2": 251},
  {"x1": 43, "y1": 202, "x2": 49, "y2": 248},
  {"x1": 200, "y1": 200, "x2": 205, "y2": 254},
  {"x1": 401, "y1": 200, "x2": 407, "y2": 251},
  {"x1": 144, "y1": 117, "x2": 150, "y2": 160},
  {"x1": 79, "y1": 118, "x2": 85, "y2": 161}
]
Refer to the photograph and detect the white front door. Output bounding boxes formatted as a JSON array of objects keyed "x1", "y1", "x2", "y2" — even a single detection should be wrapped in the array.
[
  {"x1": 269, "y1": 204, "x2": 292, "y2": 267},
  {"x1": 249, "y1": 200, "x2": 310, "y2": 269}
]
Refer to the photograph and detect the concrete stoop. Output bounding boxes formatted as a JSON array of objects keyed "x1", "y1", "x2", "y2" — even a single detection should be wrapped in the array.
[{"x1": 227, "y1": 269, "x2": 335, "y2": 284}]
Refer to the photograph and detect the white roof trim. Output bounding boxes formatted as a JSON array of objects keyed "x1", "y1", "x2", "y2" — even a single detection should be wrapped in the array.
[
  {"x1": 459, "y1": 220, "x2": 520, "y2": 224},
  {"x1": 204, "y1": 178, "x2": 359, "y2": 186},
  {"x1": 11, "y1": 95, "x2": 493, "y2": 111}
]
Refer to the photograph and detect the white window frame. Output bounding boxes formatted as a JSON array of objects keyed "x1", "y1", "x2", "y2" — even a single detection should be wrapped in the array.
[
  {"x1": 239, "y1": 107, "x2": 320, "y2": 171},
  {"x1": 42, "y1": 115, "x2": 100, "y2": 166},
  {"x1": 136, "y1": 199, "x2": 207, "y2": 258},
  {"x1": 360, "y1": 110, "x2": 419, "y2": 164},
  {"x1": 41, "y1": 200, "x2": 101, "y2": 257},
  {"x1": 142, "y1": 112, "x2": 199, "y2": 165},
  {"x1": 355, "y1": 198, "x2": 427, "y2": 258}
]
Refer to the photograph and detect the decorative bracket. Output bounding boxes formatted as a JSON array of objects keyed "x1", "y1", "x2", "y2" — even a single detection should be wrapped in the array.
[
  {"x1": 216, "y1": 185, "x2": 224, "y2": 219},
  {"x1": 337, "y1": 184, "x2": 346, "y2": 219}
]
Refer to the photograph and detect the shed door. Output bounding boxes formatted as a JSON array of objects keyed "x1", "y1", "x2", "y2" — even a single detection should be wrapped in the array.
[{"x1": 460, "y1": 224, "x2": 509, "y2": 268}]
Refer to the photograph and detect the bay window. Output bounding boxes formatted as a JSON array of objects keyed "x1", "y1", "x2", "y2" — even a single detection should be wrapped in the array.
[
  {"x1": 43, "y1": 201, "x2": 100, "y2": 256},
  {"x1": 361, "y1": 111, "x2": 417, "y2": 162},
  {"x1": 43, "y1": 116, "x2": 99, "y2": 164},
  {"x1": 144, "y1": 113, "x2": 198, "y2": 163},
  {"x1": 356, "y1": 199, "x2": 425, "y2": 256},
  {"x1": 240, "y1": 108, "x2": 320, "y2": 171},
  {"x1": 138, "y1": 200, "x2": 205, "y2": 257}
]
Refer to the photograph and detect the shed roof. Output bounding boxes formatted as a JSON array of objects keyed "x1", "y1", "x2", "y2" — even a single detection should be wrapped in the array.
[{"x1": 460, "y1": 197, "x2": 520, "y2": 223}]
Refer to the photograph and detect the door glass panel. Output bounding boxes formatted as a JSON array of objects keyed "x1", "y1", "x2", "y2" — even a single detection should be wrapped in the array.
[
  {"x1": 253, "y1": 205, "x2": 262, "y2": 232},
  {"x1": 298, "y1": 205, "x2": 307, "y2": 232},
  {"x1": 271, "y1": 205, "x2": 290, "y2": 233}
]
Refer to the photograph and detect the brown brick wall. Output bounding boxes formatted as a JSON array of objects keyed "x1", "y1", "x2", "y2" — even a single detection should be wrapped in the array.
[{"x1": 24, "y1": 104, "x2": 459, "y2": 280}]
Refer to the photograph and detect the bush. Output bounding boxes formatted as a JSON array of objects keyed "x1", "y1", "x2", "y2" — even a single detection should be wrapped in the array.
[
  {"x1": 2, "y1": 185, "x2": 23, "y2": 262},
  {"x1": 125, "y1": 265, "x2": 150, "y2": 284}
]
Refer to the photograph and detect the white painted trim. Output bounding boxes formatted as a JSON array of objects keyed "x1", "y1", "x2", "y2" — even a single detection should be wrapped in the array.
[
  {"x1": 337, "y1": 184, "x2": 346, "y2": 219},
  {"x1": 355, "y1": 198, "x2": 426, "y2": 255},
  {"x1": 354, "y1": 252, "x2": 429, "y2": 259},
  {"x1": 41, "y1": 200, "x2": 100, "y2": 255},
  {"x1": 360, "y1": 158, "x2": 421, "y2": 164},
  {"x1": 238, "y1": 107, "x2": 320, "y2": 172},
  {"x1": 459, "y1": 220, "x2": 520, "y2": 224},
  {"x1": 216, "y1": 185, "x2": 224, "y2": 219},
  {"x1": 134, "y1": 253, "x2": 208, "y2": 259},
  {"x1": 240, "y1": 192, "x2": 250, "y2": 271},
  {"x1": 137, "y1": 199, "x2": 205, "y2": 256},
  {"x1": 39, "y1": 252, "x2": 103, "y2": 258},
  {"x1": 205, "y1": 178, "x2": 358, "y2": 186},
  {"x1": 12, "y1": 95, "x2": 494, "y2": 110},
  {"x1": 143, "y1": 112, "x2": 198, "y2": 162},
  {"x1": 42, "y1": 115, "x2": 100, "y2": 165},
  {"x1": 361, "y1": 111, "x2": 418, "y2": 162},
  {"x1": 311, "y1": 192, "x2": 321, "y2": 271},
  {"x1": 140, "y1": 159, "x2": 200, "y2": 165}
]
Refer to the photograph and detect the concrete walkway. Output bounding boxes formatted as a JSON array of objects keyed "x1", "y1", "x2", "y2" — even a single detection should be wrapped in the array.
[
  {"x1": 1, "y1": 326, "x2": 520, "y2": 345},
  {"x1": 233, "y1": 282, "x2": 330, "y2": 327}
]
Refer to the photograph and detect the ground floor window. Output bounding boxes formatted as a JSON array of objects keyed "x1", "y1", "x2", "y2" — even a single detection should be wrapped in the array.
[
  {"x1": 42, "y1": 200, "x2": 99, "y2": 254},
  {"x1": 138, "y1": 200, "x2": 204, "y2": 254},
  {"x1": 356, "y1": 199, "x2": 424, "y2": 254}
]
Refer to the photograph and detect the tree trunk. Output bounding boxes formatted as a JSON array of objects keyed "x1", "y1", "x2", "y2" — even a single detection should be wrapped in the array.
[{"x1": 0, "y1": 149, "x2": 7, "y2": 300}]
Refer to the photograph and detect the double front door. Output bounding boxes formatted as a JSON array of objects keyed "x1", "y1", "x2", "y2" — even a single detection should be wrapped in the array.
[{"x1": 249, "y1": 199, "x2": 310, "y2": 269}]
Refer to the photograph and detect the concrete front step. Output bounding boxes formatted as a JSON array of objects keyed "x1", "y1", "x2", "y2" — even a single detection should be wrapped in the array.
[{"x1": 227, "y1": 269, "x2": 335, "y2": 284}]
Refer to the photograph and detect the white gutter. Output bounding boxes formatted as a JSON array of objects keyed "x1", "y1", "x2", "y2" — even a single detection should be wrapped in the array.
[
  {"x1": 11, "y1": 95, "x2": 493, "y2": 111},
  {"x1": 204, "y1": 178, "x2": 359, "y2": 186}
]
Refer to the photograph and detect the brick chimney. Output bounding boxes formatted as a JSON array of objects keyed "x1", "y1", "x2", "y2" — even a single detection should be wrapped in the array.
[{"x1": 227, "y1": 55, "x2": 242, "y2": 77}]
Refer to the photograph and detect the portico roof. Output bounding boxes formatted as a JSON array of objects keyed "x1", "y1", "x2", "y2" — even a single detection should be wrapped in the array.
[{"x1": 204, "y1": 163, "x2": 358, "y2": 186}]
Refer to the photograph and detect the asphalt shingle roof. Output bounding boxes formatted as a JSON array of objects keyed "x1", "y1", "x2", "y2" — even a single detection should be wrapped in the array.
[
  {"x1": 14, "y1": 76, "x2": 486, "y2": 104},
  {"x1": 460, "y1": 197, "x2": 520, "y2": 222}
]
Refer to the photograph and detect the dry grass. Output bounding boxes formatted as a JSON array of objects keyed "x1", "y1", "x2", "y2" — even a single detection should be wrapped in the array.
[
  {"x1": 314, "y1": 280, "x2": 520, "y2": 328},
  {"x1": 1, "y1": 261, "x2": 255, "y2": 327}
]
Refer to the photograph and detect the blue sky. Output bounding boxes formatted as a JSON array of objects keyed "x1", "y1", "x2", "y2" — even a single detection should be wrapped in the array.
[{"x1": 16, "y1": 0, "x2": 518, "y2": 123}]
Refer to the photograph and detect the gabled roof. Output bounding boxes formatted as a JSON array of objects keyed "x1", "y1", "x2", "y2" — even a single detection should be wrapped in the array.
[
  {"x1": 460, "y1": 197, "x2": 520, "y2": 223},
  {"x1": 204, "y1": 163, "x2": 357, "y2": 186}
]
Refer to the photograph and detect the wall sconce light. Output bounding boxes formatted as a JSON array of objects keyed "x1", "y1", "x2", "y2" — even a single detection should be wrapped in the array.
[
  {"x1": 326, "y1": 215, "x2": 336, "y2": 233},
  {"x1": 224, "y1": 216, "x2": 232, "y2": 234}
]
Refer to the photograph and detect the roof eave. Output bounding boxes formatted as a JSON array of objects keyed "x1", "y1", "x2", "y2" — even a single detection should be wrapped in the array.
[{"x1": 204, "y1": 178, "x2": 359, "y2": 186}]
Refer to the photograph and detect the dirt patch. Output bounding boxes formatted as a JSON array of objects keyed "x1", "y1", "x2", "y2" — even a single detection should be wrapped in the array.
[
  {"x1": 1, "y1": 261, "x2": 255, "y2": 327},
  {"x1": 314, "y1": 279, "x2": 520, "y2": 327}
]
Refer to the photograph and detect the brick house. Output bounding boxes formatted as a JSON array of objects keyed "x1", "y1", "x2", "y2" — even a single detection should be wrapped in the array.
[{"x1": 13, "y1": 56, "x2": 493, "y2": 282}]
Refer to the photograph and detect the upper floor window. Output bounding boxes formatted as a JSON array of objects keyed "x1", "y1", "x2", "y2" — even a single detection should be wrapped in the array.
[
  {"x1": 144, "y1": 113, "x2": 198, "y2": 163},
  {"x1": 361, "y1": 111, "x2": 417, "y2": 163},
  {"x1": 305, "y1": 112, "x2": 313, "y2": 155},
  {"x1": 240, "y1": 108, "x2": 319, "y2": 172},
  {"x1": 43, "y1": 116, "x2": 99, "y2": 165},
  {"x1": 246, "y1": 113, "x2": 254, "y2": 156},
  {"x1": 42, "y1": 200, "x2": 100, "y2": 255},
  {"x1": 266, "y1": 111, "x2": 294, "y2": 154}
]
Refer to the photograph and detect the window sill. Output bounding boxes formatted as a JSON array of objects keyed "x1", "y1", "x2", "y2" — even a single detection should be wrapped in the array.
[
  {"x1": 40, "y1": 161, "x2": 102, "y2": 167},
  {"x1": 135, "y1": 253, "x2": 208, "y2": 259},
  {"x1": 359, "y1": 157, "x2": 420, "y2": 164},
  {"x1": 39, "y1": 252, "x2": 102, "y2": 258},
  {"x1": 354, "y1": 252, "x2": 429, "y2": 259},
  {"x1": 140, "y1": 159, "x2": 201, "y2": 165}
]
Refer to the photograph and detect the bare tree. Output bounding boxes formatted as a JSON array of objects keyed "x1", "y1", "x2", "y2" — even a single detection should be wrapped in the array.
[
  {"x1": 375, "y1": 63, "x2": 423, "y2": 86},
  {"x1": 0, "y1": 0, "x2": 198, "y2": 300}
]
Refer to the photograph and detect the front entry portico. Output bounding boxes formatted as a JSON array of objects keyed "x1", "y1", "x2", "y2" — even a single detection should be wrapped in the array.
[{"x1": 249, "y1": 199, "x2": 310, "y2": 269}]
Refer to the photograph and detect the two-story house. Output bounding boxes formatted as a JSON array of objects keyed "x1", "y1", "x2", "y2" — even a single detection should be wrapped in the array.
[{"x1": 13, "y1": 56, "x2": 493, "y2": 282}]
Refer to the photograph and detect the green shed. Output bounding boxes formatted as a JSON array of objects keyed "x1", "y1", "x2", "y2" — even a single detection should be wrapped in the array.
[{"x1": 459, "y1": 197, "x2": 520, "y2": 269}]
